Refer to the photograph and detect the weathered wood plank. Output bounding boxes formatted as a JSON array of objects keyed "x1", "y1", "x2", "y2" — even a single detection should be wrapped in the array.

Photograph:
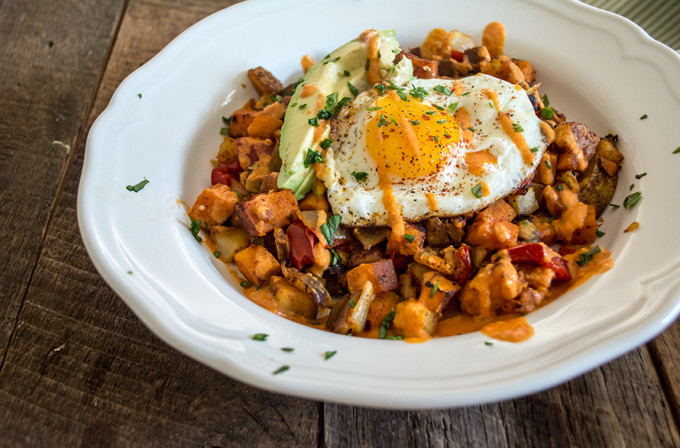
[
  {"x1": 649, "y1": 321, "x2": 680, "y2": 429},
  {"x1": 0, "y1": 0, "x2": 126, "y2": 358},
  {"x1": 0, "y1": 0, "x2": 320, "y2": 446},
  {"x1": 325, "y1": 347, "x2": 679, "y2": 447}
]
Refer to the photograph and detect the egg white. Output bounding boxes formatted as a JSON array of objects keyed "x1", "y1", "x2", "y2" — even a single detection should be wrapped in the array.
[{"x1": 322, "y1": 74, "x2": 548, "y2": 226}]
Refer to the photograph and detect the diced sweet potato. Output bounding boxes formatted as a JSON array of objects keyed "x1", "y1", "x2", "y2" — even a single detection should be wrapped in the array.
[
  {"x1": 236, "y1": 189, "x2": 299, "y2": 237},
  {"x1": 210, "y1": 226, "x2": 250, "y2": 262},
  {"x1": 298, "y1": 190, "x2": 330, "y2": 211},
  {"x1": 247, "y1": 66, "x2": 283, "y2": 96},
  {"x1": 262, "y1": 101, "x2": 286, "y2": 120},
  {"x1": 190, "y1": 184, "x2": 239, "y2": 226},
  {"x1": 260, "y1": 172, "x2": 280, "y2": 193},
  {"x1": 392, "y1": 299, "x2": 437, "y2": 339},
  {"x1": 362, "y1": 291, "x2": 400, "y2": 338},
  {"x1": 512, "y1": 59, "x2": 535, "y2": 84},
  {"x1": 228, "y1": 102, "x2": 259, "y2": 138},
  {"x1": 236, "y1": 137, "x2": 275, "y2": 170},
  {"x1": 244, "y1": 156, "x2": 274, "y2": 193},
  {"x1": 234, "y1": 245, "x2": 281, "y2": 287},
  {"x1": 247, "y1": 114, "x2": 283, "y2": 140},
  {"x1": 348, "y1": 246, "x2": 385, "y2": 269},
  {"x1": 270, "y1": 276, "x2": 316, "y2": 320},
  {"x1": 476, "y1": 199, "x2": 517, "y2": 222},
  {"x1": 466, "y1": 203, "x2": 519, "y2": 250},
  {"x1": 536, "y1": 151, "x2": 557, "y2": 185},
  {"x1": 459, "y1": 258, "x2": 524, "y2": 317},
  {"x1": 402, "y1": 52, "x2": 439, "y2": 79},
  {"x1": 346, "y1": 260, "x2": 398, "y2": 294},
  {"x1": 418, "y1": 271, "x2": 460, "y2": 315},
  {"x1": 399, "y1": 223, "x2": 426, "y2": 256},
  {"x1": 217, "y1": 136, "x2": 238, "y2": 164}
]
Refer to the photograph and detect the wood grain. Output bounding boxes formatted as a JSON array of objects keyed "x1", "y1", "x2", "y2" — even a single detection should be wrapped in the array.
[{"x1": 0, "y1": 1, "x2": 319, "y2": 446}]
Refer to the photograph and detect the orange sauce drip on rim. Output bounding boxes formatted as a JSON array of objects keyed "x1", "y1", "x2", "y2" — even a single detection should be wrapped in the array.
[
  {"x1": 481, "y1": 316, "x2": 534, "y2": 342},
  {"x1": 483, "y1": 88, "x2": 534, "y2": 165}
]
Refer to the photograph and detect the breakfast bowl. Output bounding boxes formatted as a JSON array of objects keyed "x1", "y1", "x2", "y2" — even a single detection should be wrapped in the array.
[{"x1": 78, "y1": 0, "x2": 680, "y2": 408}]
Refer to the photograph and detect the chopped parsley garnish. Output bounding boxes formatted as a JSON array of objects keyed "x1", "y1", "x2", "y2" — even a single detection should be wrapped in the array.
[
  {"x1": 343, "y1": 70, "x2": 351, "y2": 76},
  {"x1": 471, "y1": 183, "x2": 483, "y2": 198},
  {"x1": 213, "y1": 251, "x2": 221, "y2": 258},
  {"x1": 544, "y1": 160, "x2": 552, "y2": 170},
  {"x1": 375, "y1": 83, "x2": 386, "y2": 95},
  {"x1": 640, "y1": 114, "x2": 648, "y2": 120},
  {"x1": 448, "y1": 102, "x2": 459, "y2": 113},
  {"x1": 321, "y1": 214, "x2": 341, "y2": 245},
  {"x1": 126, "y1": 178, "x2": 149, "y2": 192},
  {"x1": 379, "y1": 310, "x2": 396, "y2": 339},
  {"x1": 409, "y1": 85, "x2": 429, "y2": 101},
  {"x1": 433, "y1": 84, "x2": 452, "y2": 96},
  {"x1": 351, "y1": 171, "x2": 368, "y2": 182},
  {"x1": 298, "y1": 103, "x2": 307, "y2": 109},
  {"x1": 434, "y1": 104, "x2": 444, "y2": 111},
  {"x1": 629, "y1": 184, "x2": 635, "y2": 191},
  {"x1": 325, "y1": 92, "x2": 338, "y2": 107},
  {"x1": 433, "y1": 136, "x2": 439, "y2": 142},
  {"x1": 349, "y1": 299, "x2": 356, "y2": 308},
  {"x1": 411, "y1": 119, "x2": 420, "y2": 126},
  {"x1": 530, "y1": 147, "x2": 539, "y2": 153},
  {"x1": 396, "y1": 89, "x2": 408, "y2": 101},
  {"x1": 596, "y1": 229, "x2": 606, "y2": 238},
  {"x1": 377, "y1": 114, "x2": 391, "y2": 127},
  {"x1": 281, "y1": 347, "x2": 294, "y2": 353},
  {"x1": 484, "y1": 341, "x2": 494, "y2": 347},
  {"x1": 365, "y1": 58, "x2": 370, "y2": 71},
  {"x1": 513, "y1": 123, "x2": 524, "y2": 132},
  {"x1": 320, "y1": 138, "x2": 333, "y2": 149},
  {"x1": 635, "y1": 172, "x2": 647, "y2": 179},
  {"x1": 436, "y1": 119, "x2": 446, "y2": 124},
  {"x1": 270, "y1": 94, "x2": 283, "y2": 103},
  {"x1": 127, "y1": 270, "x2": 133, "y2": 275},
  {"x1": 609, "y1": 203, "x2": 620, "y2": 209},
  {"x1": 404, "y1": 234, "x2": 415, "y2": 243},
  {"x1": 386, "y1": 335, "x2": 404, "y2": 340},
  {"x1": 303, "y1": 148, "x2": 323, "y2": 168},
  {"x1": 308, "y1": 117, "x2": 319, "y2": 127},
  {"x1": 366, "y1": 106, "x2": 382, "y2": 111},
  {"x1": 252, "y1": 333, "x2": 268, "y2": 341},
  {"x1": 219, "y1": 127, "x2": 230, "y2": 135},
  {"x1": 425, "y1": 110, "x2": 436, "y2": 115},
  {"x1": 468, "y1": 127, "x2": 475, "y2": 133},
  {"x1": 541, "y1": 107, "x2": 554, "y2": 120},
  {"x1": 347, "y1": 82, "x2": 359, "y2": 96},
  {"x1": 323, "y1": 56, "x2": 340, "y2": 65},
  {"x1": 674, "y1": 146, "x2": 680, "y2": 154},
  {"x1": 273, "y1": 365, "x2": 289, "y2": 375},
  {"x1": 576, "y1": 246, "x2": 601, "y2": 266},
  {"x1": 461, "y1": 91, "x2": 471, "y2": 96},
  {"x1": 239, "y1": 280, "x2": 251, "y2": 288},
  {"x1": 489, "y1": 102, "x2": 494, "y2": 108},
  {"x1": 329, "y1": 248, "x2": 340, "y2": 267},
  {"x1": 556, "y1": 184, "x2": 564, "y2": 191},
  {"x1": 324, "y1": 350, "x2": 337, "y2": 360},
  {"x1": 542, "y1": 94, "x2": 550, "y2": 106},
  {"x1": 189, "y1": 216, "x2": 203, "y2": 242},
  {"x1": 623, "y1": 191, "x2": 642, "y2": 209},
  {"x1": 222, "y1": 116, "x2": 231, "y2": 124},
  {"x1": 429, "y1": 280, "x2": 440, "y2": 298},
  {"x1": 137, "y1": 93, "x2": 142, "y2": 99}
]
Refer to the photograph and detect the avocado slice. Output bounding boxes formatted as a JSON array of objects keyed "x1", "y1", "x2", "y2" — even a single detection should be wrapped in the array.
[{"x1": 277, "y1": 30, "x2": 414, "y2": 199}]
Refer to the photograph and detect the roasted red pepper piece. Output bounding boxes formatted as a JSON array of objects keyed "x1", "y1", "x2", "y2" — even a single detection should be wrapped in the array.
[
  {"x1": 390, "y1": 251, "x2": 412, "y2": 272},
  {"x1": 451, "y1": 244, "x2": 472, "y2": 285},
  {"x1": 507, "y1": 242, "x2": 571, "y2": 281},
  {"x1": 450, "y1": 49, "x2": 465, "y2": 62},
  {"x1": 210, "y1": 161, "x2": 241, "y2": 186},
  {"x1": 286, "y1": 221, "x2": 316, "y2": 270}
]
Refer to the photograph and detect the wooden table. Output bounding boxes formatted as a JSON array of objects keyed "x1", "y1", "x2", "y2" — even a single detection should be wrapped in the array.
[{"x1": 2, "y1": 1, "x2": 679, "y2": 446}]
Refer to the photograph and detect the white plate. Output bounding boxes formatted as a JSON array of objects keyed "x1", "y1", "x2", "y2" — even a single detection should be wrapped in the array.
[{"x1": 78, "y1": 0, "x2": 680, "y2": 408}]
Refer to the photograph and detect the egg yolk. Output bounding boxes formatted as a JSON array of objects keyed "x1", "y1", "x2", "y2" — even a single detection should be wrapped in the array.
[{"x1": 365, "y1": 91, "x2": 462, "y2": 179}]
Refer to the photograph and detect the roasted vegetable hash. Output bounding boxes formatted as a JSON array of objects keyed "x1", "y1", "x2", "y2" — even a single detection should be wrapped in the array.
[{"x1": 189, "y1": 23, "x2": 620, "y2": 342}]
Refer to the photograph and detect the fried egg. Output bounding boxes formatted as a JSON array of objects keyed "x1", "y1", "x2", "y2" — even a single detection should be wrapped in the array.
[{"x1": 322, "y1": 74, "x2": 548, "y2": 226}]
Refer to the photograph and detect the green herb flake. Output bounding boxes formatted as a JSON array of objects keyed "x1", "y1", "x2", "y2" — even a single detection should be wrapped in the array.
[
  {"x1": 308, "y1": 321, "x2": 322, "y2": 326},
  {"x1": 673, "y1": 146, "x2": 680, "y2": 154},
  {"x1": 252, "y1": 333, "x2": 268, "y2": 341},
  {"x1": 343, "y1": 70, "x2": 351, "y2": 76},
  {"x1": 281, "y1": 347, "x2": 295, "y2": 353},
  {"x1": 541, "y1": 107, "x2": 554, "y2": 120},
  {"x1": 396, "y1": 89, "x2": 408, "y2": 101},
  {"x1": 433, "y1": 136, "x2": 439, "y2": 142},
  {"x1": 513, "y1": 123, "x2": 524, "y2": 132},
  {"x1": 640, "y1": 114, "x2": 648, "y2": 120},
  {"x1": 556, "y1": 184, "x2": 564, "y2": 191},
  {"x1": 222, "y1": 116, "x2": 231, "y2": 124},
  {"x1": 349, "y1": 299, "x2": 356, "y2": 308},
  {"x1": 429, "y1": 280, "x2": 440, "y2": 298},
  {"x1": 630, "y1": 184, "x2": 635, "y2": 191},
  {"x1": 437, "y1": 119, "x2": 446, "y2": 124},
  {"x1": 635, "y1": 172, "x2": 647, "y2": 179},
  {"x1": 433, "y1": 84, "x2": 452, "y2": 96},
  {"x1": 448, "y1": 102, "x2": 459, "y2": 113},
  {"x1": 219, "y1": 127, "x2": 230, "y2": 135},
  {"x1": 461, "y1": 91, "x2": 471, "y2": 96},
  {"x1": 126, "y1": 178, "x2": 149, "y2": 192},
  {"x1": 137, "y1": 93, "x2": 142, "y2": 99},
  {"x1": 298, "y1": 103, "x2": 307, "y2": 110},
  {"x1": 320, "y1": 138, "x2": 333, "y2": 149},
  {"x1": 379, "y1": 310, "x2": 396, "y2": 339},
  {"x1": 377, "y1": 114, "x2": 391, "y2": 127},
  {"x1": 425, "y1": 110, "x2": 436, "y2": 115},
  {"x1": 623, "y1": 191, "x2": 642, "y2": 209},
  {"x1": 321, "y1": 214, "x2": 341, "y2": 245},
  {"x1": 530, "y1": 147, "x2": 539, "y2": 153},
  {"x1": 609, "y1": 203, "x2": 620, "y2": 209},
  {"x1": 386, "y1": 335, "x2": 404, "y2": 340},
  {"x1": 365, "y1": 58, "x2": 370, "y2": 71},
  {"x1": 323, "y1": 56, "x2": 340, "y2": 65},
  {"x1": 468, "y1": 127, "x2": 475, "y2": 133},
  {"x1": 303, "y1": 148, "x2": 323, "y2": 168},
  {"x1": 324, "y1": 350, "x2": 337, "y2": 360},
  {"x1": 351, "y1": 171, "x2": 368, "y2": 182},
  {"x1": 347, "y1": 82, "x2": 359, "y2": 96},
  {"x1": 485, "y1": 341, "x2": 494, "y2": 347},
  {"x1": 239, "y1": 280, "x2": 251, "y2": 288},
  {"x1": 471, "y1": 183, "x2": 483, "y2": 198},
  {"x1": 213, "y1": 251, "x2": 221, "y2": 258},
  {"x1": 366, "y1": 106, "x2": 382, "y2": 111},
  {"x1": 127, "y1": 270, "x2": 133, "y2": 275},
  {"x1": 411, "y1": 119, "x2": 420, "y2": 126},
  {"x1": 404, "y1": 234, "x2": 415, "y2": 243},
  {"x1": 375, "y1": 83, "x2": 386, "y2": 95},
  {"x1": 545, "y1": 160, "x2": 552, "y2": 170},
  {"x1": 542, "y1": 94, "x2": 550, "y2": 106},
  {"x1": 308, "y1": 117, "x2": 319, "y2": 127},
  {"x1": 329, "y1": 248, "x2": 340, "y2": 267},
  {"x1": 596, "y1": 229, "x2": 606, "y2": 238},
  {"x1": 273, "y1": 365, "x2": 289, "y2": 375},
  {"x1": 189, "y1": 216, "x2": 203, "y2": 243},
  {"x1": 576, "y1": 246, "x2": 601, "y2": 266},
  {"x1": 409, "y1": 85, "x2": 429, "y2": 101}
]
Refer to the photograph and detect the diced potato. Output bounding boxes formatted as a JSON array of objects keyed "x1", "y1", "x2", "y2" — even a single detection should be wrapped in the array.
[
  {"x1": 190, "y1": 184, "x2": 239, "y2": 227},
  {"x1": 507, "y1": 187, "x2": 539, "y2": 216},
  {"x1": 392, "y1": 299, "x2": 437, "y2": 339},
  {"x1": 399, "y1": 223, "x2": 426, "y2": 256},
  {"x1": 418, "y1": 271, "x2": 460, "y2": 314},
  {"x1": 210, "y1": 226, "x2": 250, "y2": 262},
  {"x1": 234, "y1": 245, "x2": 281, "y2": 287},
  {"x1": 247, "y1": 114, "x2": 283, "y2": 140},
  {"x1": 270, "y1": 276, "x2": 316, "y2": 320},
  {"x1": 236, "y1": 137, "x2": 275, "y2": 170},
  {"x1": 346, "y1": 260, "x2": 398, "y2": 294},
  {"x1": 247, "y1": 66, "x2": 283, "y2": 96},
  {"x1": 216, "y1": 136, "x2": 238, "y2": 164},
  {"x1": 236, "y1": 189, "x2": 299, "y2": 237}
]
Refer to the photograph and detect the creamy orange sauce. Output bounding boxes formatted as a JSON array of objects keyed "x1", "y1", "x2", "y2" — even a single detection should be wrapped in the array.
[
  {"x1": 300, "y1": 83, "x2": 317, "y2": 98},
  {"x1": 483, "y1": 88, "x2": 534, "y2": 165},
  {"x1": 360, "y1": 29, "x2": 381, "y2": 85},
  {"x1": 452, "y1": 80, "x2": 465, "y2": 96},
  {"x1": 426, "y1": 192, "x2": 438, "y2": 211},
  {"x1": 539, "y1": 121, "x2": 556, "y2": 144},
  {"x1": 454, "y1": 107, "x2": 473, "y2": 144},
  {"x1": 553, "y1": 189, "x2": 588, "y2": 242},
  {"x1": 465, "y1": 149, "x2": 497, "y2": 176},
  {"x1": 555, "y1": 124, "x2": 588, "y2": 171},
  {"x1": 381, "y1": 169, "x2": 406, "y2": 254},
  {"x1": 436, "y1": 313, "x2": 514, "y2": 336},
  {"x1": 301, "y1": 55, "x2": 315, "y2": 73},
  {"x1": 481, "y1": 181, "x2": 491, "y2": 197},
  {"x1": 481, "y1": 316, "x2": 534, "y2": 342}
]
